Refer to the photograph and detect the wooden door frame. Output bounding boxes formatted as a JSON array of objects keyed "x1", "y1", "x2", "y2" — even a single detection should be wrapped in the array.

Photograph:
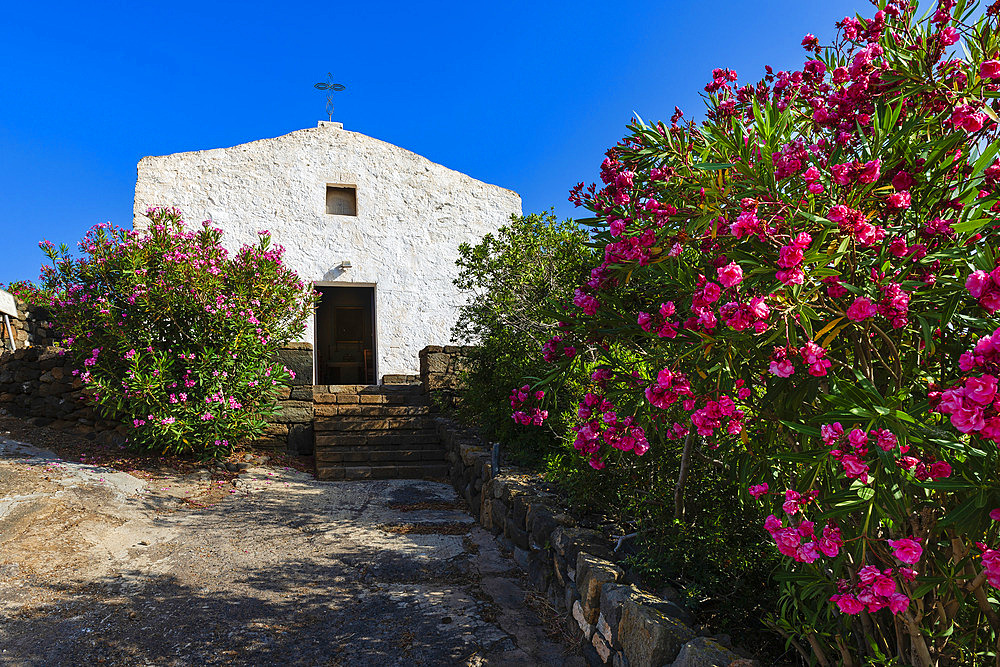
[{"x1": 312, "y1": 282, "x2": 378, "y2": 385}]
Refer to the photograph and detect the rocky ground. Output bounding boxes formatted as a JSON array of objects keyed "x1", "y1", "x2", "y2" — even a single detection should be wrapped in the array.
[{"x1": 0, "y1": 433, "x2": 583, "y2": 666}]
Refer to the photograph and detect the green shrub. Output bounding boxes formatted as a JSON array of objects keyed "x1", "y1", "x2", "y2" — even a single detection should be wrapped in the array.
[
  {"x1": 37, "y1": 207, "x2": 315, "y2": 458},
  {"x1": 452, "y1": 211, "x2": 595, "y2": 465}
]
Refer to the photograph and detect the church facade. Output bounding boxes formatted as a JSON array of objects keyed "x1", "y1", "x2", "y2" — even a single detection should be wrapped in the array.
[{"x1": 133, "y1": 121, "x2": 521, "y2": 383}]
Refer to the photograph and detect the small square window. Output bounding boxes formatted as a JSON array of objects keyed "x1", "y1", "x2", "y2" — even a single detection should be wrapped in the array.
[{"x1": 326, "y1": 185, "x2": 357, "y2": 216}]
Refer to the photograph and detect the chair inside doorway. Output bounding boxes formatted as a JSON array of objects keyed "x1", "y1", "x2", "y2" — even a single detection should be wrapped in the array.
[{"x1": 315, "y1": 285, "x2": 375, "y2": 385}]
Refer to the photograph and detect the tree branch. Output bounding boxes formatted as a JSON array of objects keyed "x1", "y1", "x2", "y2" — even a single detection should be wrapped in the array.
[{"x1": 674, "y1": 432, "x2": 695, "y2": 520}]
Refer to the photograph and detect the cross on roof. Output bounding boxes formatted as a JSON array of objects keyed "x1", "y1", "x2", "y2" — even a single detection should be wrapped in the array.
[{"x1": 314, "y1": 73, "x2": 346, "y2": 121}]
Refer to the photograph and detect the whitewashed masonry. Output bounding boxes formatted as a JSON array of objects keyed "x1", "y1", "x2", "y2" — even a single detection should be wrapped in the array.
[{"x1": 133, "y1": 121, "x2": 521, "y2": 381}]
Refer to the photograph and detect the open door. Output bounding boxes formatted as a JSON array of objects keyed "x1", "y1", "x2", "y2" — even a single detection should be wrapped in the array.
[{"x1": 314, "y1": 285, "x2": 376, "y2": 385}]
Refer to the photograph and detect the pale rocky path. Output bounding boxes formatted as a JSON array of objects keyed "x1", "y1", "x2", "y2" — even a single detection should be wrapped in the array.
[{"x1": 0, "y1": 438, "x2": 583, "y2": 666}]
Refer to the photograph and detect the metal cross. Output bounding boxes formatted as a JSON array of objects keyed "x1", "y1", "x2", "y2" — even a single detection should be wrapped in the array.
[{"x1": 314, "y1": 73, "x2": 346, "y2": 121}]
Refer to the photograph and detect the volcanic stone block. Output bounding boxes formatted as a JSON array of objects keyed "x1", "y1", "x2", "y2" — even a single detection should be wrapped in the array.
[
  {"x1": 670, "y1": 637, "x2": 741, "y2": 667},
  {"x1": 270, "y1": 401, "x2": 313, "y2": 423},
  {"x1": 618, "y1": 594, "x2": 695, "y2": 667},
  {"x1": 275, "y1": 344, "x2": 313, "y2": 386},
  {"x1": 577, "y1": 553, "x2": 623, "y2": 624}
]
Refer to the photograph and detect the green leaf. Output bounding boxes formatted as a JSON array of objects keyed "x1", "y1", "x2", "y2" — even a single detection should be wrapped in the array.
[{"x1": 777, "y1": 420, "x2": 821, "y2": 437}]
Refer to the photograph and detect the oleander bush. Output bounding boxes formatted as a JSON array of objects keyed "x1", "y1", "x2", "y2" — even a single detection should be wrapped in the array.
[
  {"x1": 36, "y1": 207, "x2": 315, "y2": 458},
  {"x1": 515, "y1": 1, "x2": 1000, "y2": 664}
]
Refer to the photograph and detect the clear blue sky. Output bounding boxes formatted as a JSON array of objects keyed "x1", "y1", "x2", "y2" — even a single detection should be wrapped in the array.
[{"x1": 0, "y1": 0, "x2": 860, "y2": 286}]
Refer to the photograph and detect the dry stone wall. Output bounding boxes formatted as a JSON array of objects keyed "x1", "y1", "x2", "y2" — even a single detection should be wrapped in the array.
[
  {"x1": 1, "y1": 298, "x2": 57, "y2": 349},
  {"x1": 262, "y1": 343, "x2": 315, "y2": 454},
  {"x1": 419, "y1": 345, "x2": 472, "y2": 410},
  {"x1": 0, "y1": 346, "x2": 113, "y2": 437},
  {"x1": 0, "y1": 333, "x2": 317, "y2": 454}
]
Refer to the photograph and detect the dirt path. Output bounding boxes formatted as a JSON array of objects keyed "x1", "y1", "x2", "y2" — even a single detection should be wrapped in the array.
[{"x1": 0, "y1": 437, "x2": 582, "y2": 666}]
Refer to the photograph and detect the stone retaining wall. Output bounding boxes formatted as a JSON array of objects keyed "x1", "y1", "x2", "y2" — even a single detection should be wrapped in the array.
[
  {"x1": 0, "y1": 340, "x2": 317, "y2": 454},
  {"x1": 259, "y1": 343, "x2": 315, "y2": 454},
  {"x1": 419, "y1": 345, "x2": 472, "y2": 410},
  {"x1": 0, "y1": 346, "x2": 116, "y2": 437},
  {"x1": 434, "y1": 416, "x2": 753, "y2": 667},
  {"x1": 2, "y1": 298, "x2": 57, "y2": 349}
]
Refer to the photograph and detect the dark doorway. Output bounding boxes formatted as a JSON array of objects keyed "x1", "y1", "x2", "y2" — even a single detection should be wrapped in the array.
[{"x1": 315, "y1": 285, "x2": 376, "y2": 385}]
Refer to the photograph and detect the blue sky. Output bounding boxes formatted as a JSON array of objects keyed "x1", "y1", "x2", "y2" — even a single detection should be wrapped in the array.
[{"x1": 0, "y1": 0, "x2": 860, "y2": 286}]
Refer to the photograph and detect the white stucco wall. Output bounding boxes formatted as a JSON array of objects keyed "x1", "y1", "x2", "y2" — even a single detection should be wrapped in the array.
[{"x1": 133, "y1": 122, "x2": 521, "y2": 379}]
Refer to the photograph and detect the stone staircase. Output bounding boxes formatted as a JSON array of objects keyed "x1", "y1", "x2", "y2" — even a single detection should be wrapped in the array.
[{"x1": 313, "y1": 382, "x2": 447, "y2": 480}]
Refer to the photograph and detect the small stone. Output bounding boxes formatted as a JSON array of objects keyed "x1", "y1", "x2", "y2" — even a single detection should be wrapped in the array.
[
  {"x1": 572, "y1": 600, "x2": 595, "y2": 640},
  {"x1": 592, "y1": 631, "x2": 612, "y2": 663},
  {"x1": 599, "y1": 583, "x2": 632, "y2": 645},
  {"x1": 512, "y1": 546, "x2": 529, "y2": 570},
  {"x1": 596, "y1": 613, "x2": 613, "y2": 643}
]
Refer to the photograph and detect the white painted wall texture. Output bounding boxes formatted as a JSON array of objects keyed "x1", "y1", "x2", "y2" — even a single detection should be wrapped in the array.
[{"x1": 133, "y1": 122, "x2": 522, "y2": 379}]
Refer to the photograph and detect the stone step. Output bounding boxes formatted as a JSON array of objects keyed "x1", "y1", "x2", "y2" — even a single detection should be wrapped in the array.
[
  {"x1": 313, "y1": 392, "x2": 428, "y2": 407},
  {"x1": 315, "y1": 440, "x2": 443, "y2": 454},
  {"x1": 313, "y1": 416, "x2": 435, "y2": 432},
  {"x1": 313, "y1": 404, "x2": 431, "y2": 418},
  {"x1": 316, "y1": 463, "x2": 449, "y2": 481},
  {"x1": 315, "y1": 448, "x2": 446, "y2": 464},
  {"x1": 315, "y1": 430, "x2": 440, "y2": 448},
  {"x1": 381, "y1": 374, "x2": 420, "y2": 385}
]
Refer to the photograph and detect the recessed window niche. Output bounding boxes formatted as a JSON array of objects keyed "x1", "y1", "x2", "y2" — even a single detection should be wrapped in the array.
[{"x1": 326, "y1": 185, "x2": 357, "y2": 216}]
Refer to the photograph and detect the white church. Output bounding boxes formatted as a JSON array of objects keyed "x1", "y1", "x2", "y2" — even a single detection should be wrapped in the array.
[{"x1": 133, "y1": 121, "x2": 521, "y2": 384}]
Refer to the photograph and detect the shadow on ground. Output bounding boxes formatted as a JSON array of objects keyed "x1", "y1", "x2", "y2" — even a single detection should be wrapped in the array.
[{"x1": 0, "y1": 452, "x2": 579, "y2": 667}]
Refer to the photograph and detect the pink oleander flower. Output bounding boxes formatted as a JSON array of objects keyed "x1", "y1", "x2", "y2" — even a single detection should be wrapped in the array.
[
  {"x1": 776, "y1": 266, "x2": 805, "y2": 286},
  {"x1": 888, "y1": 538, "x2": 923, "y2": 564},
  {"x1": 966, "y1": 270, "x2": 991, "y2": 298},
  {"x1": 821, "y1": 422, "x2": 844, "y2": 446},
  {"x1": 830, "y1": 593, "x2": 865, "y2": 615},
  {"x1": 749, "y1": 483, "x2": 769, "y2": 499},
  {"x1": 887, "y1": 191, "x2": 911, "y2": 210},
  {"x1": 858, "y1": 160, "x2": 881, "y2": 184},
  {"x1": 777, "y1": 244, "x2": 804, "y2": 268},
  {"x1": 888, "y1": 593, "x2": 910, "y2": 615},
  {"x1": 769, "y1": 359, "x2": 795, "y2": 377},
  {"x1": 872, "y1": 572, "x2": 897, "y2": 597},
  {"x1": 967, "y1": 374, "x2": 998, "y2": 405},
  {"x1": 846, "y1": 296, "x2": 878, "y2": 321},
  {"x1": 873, "y1": 429, "x2": 898, "y2": 451},
  {"x1": 892, "y1": 171, "x2": 914, "y2": 190},
  {"x1": 982, "y1": 60, "x2": 1000, "y2": 78},
  {"x1": 717, "y1": 261, "x2": 744, "y2": 288},
  {"x1": 929, "y1": 461, "x2": 952, "y2": 479},
  {"x1": 839, "y1": 454, "x2": 870, "y2": 483},
  {"x1": 817, "y1": 523, "x2": 843, "y2": 558},
  {"x1": 782, "y1": 488, "x2": 803, "y2": 515},
  {"x1": 983, "y1": 548, "x2": 1000, "y2": 588}
]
